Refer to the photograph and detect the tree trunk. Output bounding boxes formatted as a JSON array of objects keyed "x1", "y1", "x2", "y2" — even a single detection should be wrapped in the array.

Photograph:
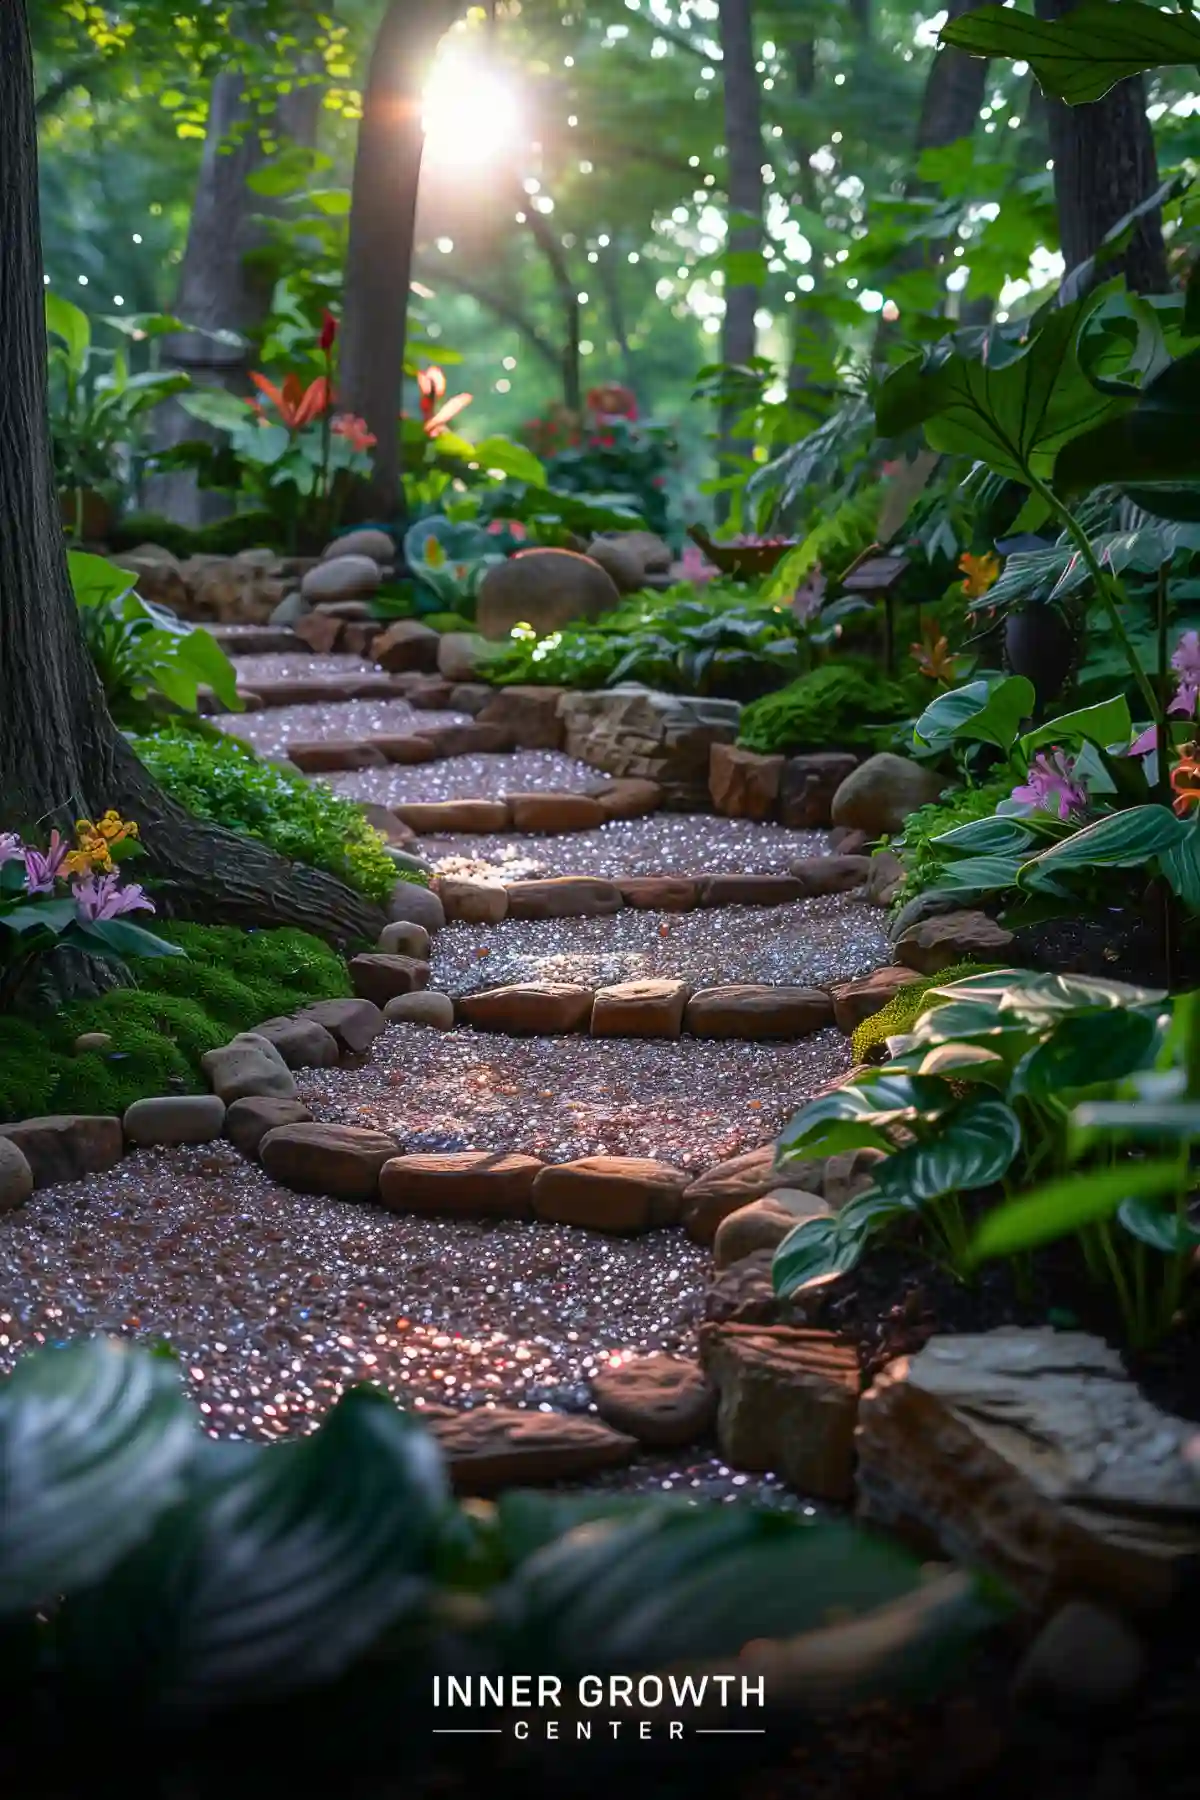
[
  {"x1": 717, "y1": 0, "x2": 765, "y2": 482},
  {"x1": 522, "y1": 198, "x2": 582, "y2": 412},
  {"x1": 1034, "y1": 0, "x2": 1166, "y2": 293},
  {"x1": 149, "y1": 72, "x2": 321, "y2": 528},
  {"x1": 873, "y1": 0, "x2": 990, "y2": 358},
  {"x1": 0, "y1": 0, "x2": 381, "y2": 948},
  {"x1": 340, "y1": 0, "x2": 456, "y2": 519}
]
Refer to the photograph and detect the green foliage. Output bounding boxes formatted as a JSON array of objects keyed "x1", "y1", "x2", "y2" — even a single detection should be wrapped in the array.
[
  {"x1": 402, "y1": 516, "x2": 503, "y2": 616},
  {"x1": 892, "y1": 779, "x2": 1013, "y2": 903},
  {"x1": 108, "y1": 511, "x2": 282, "y2": 559},
  {"x1": 0, "y1": 1333, "x2": 1000, "y2": 1753},
  {"x1": 70, "y1": 553, "x2": 239, "y2": 726},
  {"x1": 941, "y1": 1, "x2": 1200, "y2": 106},
  {"x1": 420, "y1": 611, "x2": 476, "y2": 635},
  {"x1": 0, "y1": 921, "x2": 350, "y2": 1123},
  {"x1": 487, "y1": 582, "x2": 810, "y2": 700},
  {"x1": 130, "y1": 730, "x2": 403, "y2": 902},
  {"x1": 737, "y1": 663, "x2": 916, "y2": 755},
  {"x1": 850, "y1": 962, "x2": 1001, "y2": 1064},
  {"x1": 776, "y1": 968, "x2": 1197, "y2": 1346}
]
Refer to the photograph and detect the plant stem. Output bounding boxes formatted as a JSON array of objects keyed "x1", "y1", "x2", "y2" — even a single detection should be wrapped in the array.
[{"x1": 1029, "y1": 474, "x2": 1161, "y2": 727}]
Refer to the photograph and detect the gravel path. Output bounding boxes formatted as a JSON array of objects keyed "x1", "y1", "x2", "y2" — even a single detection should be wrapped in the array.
[
  {"x1": 425, "y1": 812, "x2": 827, "y2": 879},
  {"x1": 0, "y1": 659, "x2": 879, "y2": 1506}
]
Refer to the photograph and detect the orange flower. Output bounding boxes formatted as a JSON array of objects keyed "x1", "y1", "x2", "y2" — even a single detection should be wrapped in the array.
[
  {"x1": 248, "y1": 371, "x2": 330, "y2": 431},
  {"x1": 68, "y1": 811, "x2": 139, "y2": 875},
  {"x1": 331, "y1": 412, "x2": 377, "y2": 452},
  {"x1": 1171, "y1": 744, "x2": 1200, "y2": 816},
  {"x1": 416, "y1": 364, "x2": 472, "y2": 437},
  {"x1": 958, "y1": 551, "x2": 1001, "y2": 598},
  {"x1": 910, "y1": 618, "x2": 956, "y2": 685}
]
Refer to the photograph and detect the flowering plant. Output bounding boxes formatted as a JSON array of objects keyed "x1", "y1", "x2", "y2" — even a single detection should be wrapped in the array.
[
  {"x1": 176, "y1": 309, "x2": 375, "y2": 548},
  {"x1": 0, "y1": 815, "x2": 184, "y2": 1004},
  {"x1": 520, "y1": 386, "x2": 676, "y2": 536}
]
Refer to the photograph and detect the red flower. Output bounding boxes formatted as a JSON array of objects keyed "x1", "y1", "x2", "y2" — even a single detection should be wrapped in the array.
[
  {"x1": 319, "y1": 309, "x2": 338, "y2": 352},
  {"x1": 586, "y1": 382, "x2": 638, "y2": 420},
  {"x1": 247, "y1": 371, "x2": 330, "y2": 430},
  {"x1": 331, "y1": 412, "x2": 376, "y2": 452},
  {"x1": 416, "y1": 364, "x2": 472, "y2": 437}
]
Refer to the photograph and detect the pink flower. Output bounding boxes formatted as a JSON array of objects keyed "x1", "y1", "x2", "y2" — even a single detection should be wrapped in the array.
[
  {"x1": 1171, "y1": 629, "x2": 1200, "y2": 719},
  {"x1": 0, "y1": 832, "x2": 24, "y2": 867},
  {"x1": 72, "y1": 871, "x2": 154, "y2": 922},
  {"x1": 1011, "y1": 748, "x2": 1089, "y2": 822},
  {"x1": 23, "y1": 830, "x2": 70, "y2": 895}
]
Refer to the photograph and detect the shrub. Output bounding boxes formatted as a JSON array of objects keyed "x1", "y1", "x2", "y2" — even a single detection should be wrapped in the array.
[
  {"x1": 0, "y1": 921, "x2": 350, "y2": 1122},
  {"x1": 850, "y1": 961, "x2": 1002, "y2": 1063},
  {"x1": 737, "y1": 662, "x2": 915, "y2": 754},
  {"x1": 891, "y1": 778, "x2": 1013, "y2": 901},
  {"x1": 109, "y1": 510, "x2": 280, "y2": 559},
  {"x1": 130, "y1": 730, "x2": 403, "y2": 903}
]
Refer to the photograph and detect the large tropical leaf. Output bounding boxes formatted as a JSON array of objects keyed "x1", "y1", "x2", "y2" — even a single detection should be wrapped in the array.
[
  {"x1": 776, "y1": 1074, "x2": 950, "y2": 1160},
  {"x1": 1020, "y1": 804, "x2": 1182, "y2": 876},
  {"x1": 1056, "y1": 347, "x2": 1200, "y2": 494},
  {"x1": 871, "y1": 1097, "x2": 1022, "y2": 1205},
  {"x1": 875, "y1": 292, "x2": 1130, "y2": 488},
  {"x1": 0, "y1": 1338, "x2": 197, "y2": 1614},
  {"x1": 913, "y1": 675, "x2": 1034, "y2": 752},
  {"x1": 59, "y1": 1388, "x2": 448, "y2": 1714},
  {"x1": 941, "y1": 2, "x2": 1200, "y2": 106},
  {"x1": 970, "y1": 1160, "x2": 1184, "y2": 1261},
  {"x1": 1010, "y1": 1006, "x2": 1159, "y2": 1100}
]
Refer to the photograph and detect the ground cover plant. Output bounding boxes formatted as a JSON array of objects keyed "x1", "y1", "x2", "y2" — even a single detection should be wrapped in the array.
[
  {"x1": 0, "y1": 920, "x2": 350, "y2": 1122},
  {"x1": 130, "y1": 730, "x2": 404, "y2": 904}
]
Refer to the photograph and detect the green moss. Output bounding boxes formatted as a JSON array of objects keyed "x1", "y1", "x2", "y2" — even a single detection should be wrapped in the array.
[
  {"x1": 422, "y1": 612, "x2": 476, "y2": 634},
  {"x1": 0, "y1": 921, "x2": 351, "y2": 1124},
  {"x1": 737, "y1": 662, "x2": 916, "y2": 755},
  {"x1": 130, "y1": 730, "x2": 409, "y2": 903},
  {"x1": 850, "y1": 961, "x2": 1005, "y2": 1064},
  {"x1": 892, "y1": 778, "x2": 1013, "y2": 902},
  {"x1": 110, "y1": 511, "x2": 280, "y2": 558}
]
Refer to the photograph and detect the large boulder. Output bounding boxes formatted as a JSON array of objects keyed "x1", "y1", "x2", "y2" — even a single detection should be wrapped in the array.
[
  {"x1": 585, "y1": 535, "x2": 647, "y2": 593},
  {"x1": 558, "y1": 688, "x2": 741, "y2": 810},
  {"x1": 0, "y1": 1138, "x2": 34, "y2": 1212},
  {"x1": 778, "y1": 752, "x2": 858, "y2": 828},
  {"x1": 531, "y1": 1155, "x2": 688, "y2": 1232},
  {"x1": 476, "y1": 684, "x2": 566, "y2": 750},
  {"x1": 894, "y1": 909, "x2": 1015, "y2": 973},
  {"x1": 712, "y1": 1189, "x2": 831, "y2": 1269},
  {"x1": 831, "y1": 753, "x2": 944, "y2": 836},
  {"x1": 856, "y1": 1329, "x2": 1200, "y2": 1614},
  {"x1": 437, "y1": 631, "x2": 488, "y2": 681},
  {"x1": 475, "y1": 547, "x2": 620, "y2": 640},
  {"x1": 258, "y1": 1122, "x2": 400, "y2": 1201},
  {"x1": 300, "y1": 554, "x2": 382, "y2": 605},
  {"x1": 373, "y1": 618, "x2": 439, "y2": 673},
  {"x1": 111, "y1": 547, "x2": 189, "y2": 614},
  {"x1": 708, "y1": 744, "x2": 784, "y2": 821},
  {"x1": 188, "y1": 558, "x2": 286, "y2": 624},
  {"x1": 0, "y1": 1114, "x2": 123, "y2": 1187},
  {"x1": 700, "y1": 1323, "x2": 861, "y2": 1500},
  {"x1": 320, "y1": 528, "x2": 394, "y2": 565}
]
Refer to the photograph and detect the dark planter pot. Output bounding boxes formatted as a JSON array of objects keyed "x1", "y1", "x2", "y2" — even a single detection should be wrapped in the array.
[{"x1": 1005, "y1": 606, "x2": 1076, "y2": 710}]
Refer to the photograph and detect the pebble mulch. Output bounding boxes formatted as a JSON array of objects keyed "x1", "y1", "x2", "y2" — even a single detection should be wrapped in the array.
[
  {"x1": 425, "y1": 812, "x2": 828, "y2": 880},
  {"x1": 0, "y1": 1145, "x2": 808, "y2": 1503},
  {"x1": 431, "y1": 897, "x2": 887, "y2": 996},
  {"x1": 217, "y1": 698, "x2": 469, "y2": 758},
  {"x1": 326, "y1": 749, "x2": 605, "y2": 806},
  {"x1": 298, "y1": 1025, "x2": 848, "y2": 1169},
  {"x1": 231, "y1": 650, "x2": 384, "y2": 684}
]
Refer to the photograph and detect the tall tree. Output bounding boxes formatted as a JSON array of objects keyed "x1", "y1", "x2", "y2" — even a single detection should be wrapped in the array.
[
  {"x1": 1, "y1": 0, "x2": 378, "y2": 943},
  {"x1": 1033, "y1": 0, "x2": 1166, "y2": 293},
  {"x1": 716, "y1": 0, "x2": 766, "y2": 478},
  {"x1": 152, "y1": 72, "x2": 321, "y2": 526},
  {"x1": 339, "y1": 0, "x2": 460, "y2": 518}
]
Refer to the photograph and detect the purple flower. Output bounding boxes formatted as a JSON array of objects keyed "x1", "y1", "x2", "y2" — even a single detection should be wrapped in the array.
[
  {"x1": 72, "y1": 871, "x2": 154, "y2": 922},
  {"x1": 1172, "y1": 630, "x2": 1200, "y2": 718},
  {"x1": 1011, "y1": 748, "x2": 1089, "y2": 822},
  {"x1": 0, "y1": 833, "x2": 25, "y2": 868},
  {"x1": 23, "y1": 830, "x2": 69, "y2": 896}
]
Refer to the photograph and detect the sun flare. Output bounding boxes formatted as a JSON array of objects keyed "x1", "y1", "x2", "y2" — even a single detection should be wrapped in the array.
[{"x1": 422, "y1": 49, "x2": 523, "y2": 170}]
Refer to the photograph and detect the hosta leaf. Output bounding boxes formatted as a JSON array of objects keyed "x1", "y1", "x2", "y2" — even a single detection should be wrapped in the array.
[
  {"x1": 1018, "y1": 694, "x2": 1133, "y2": 759},
  {"x1": 1117, "y1": 1196, "x2": 1200, "y2": 1254},
  {"x1": 970, "y1": 1160, "x2": 1183, "y2": 1262},
  {"x1": 59, "y1": 1388, "x2": 448, "y2": 1714},
  {"x1": 1020, "y1": 804, "x2": 1182, "y2": 875},
  {"x1": 913, "y1": 676, "x2": 1033, "y2": 751},
  {"x1": 931, "y1": 816, "x2": 1037, "y2": 856},
  {"x1": 872, "y1": 1098, "x2": 1022, "y2": 1205},
  {"x1": 0, "y1": 1338, "x2": 197, "y2": 1613},
  {"x1": 772, "y1": 1214, "x2": 870, "y2": 1296},
  {"x1": 1011, "y1": 1006, "x2": 1159, "y2": 1100},
  {"x1": 776, "y1": 1075, "x2": 950, "y2": 1160}
]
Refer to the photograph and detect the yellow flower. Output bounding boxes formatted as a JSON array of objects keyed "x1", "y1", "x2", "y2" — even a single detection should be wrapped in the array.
[
  {"x1": 958, "y1": 551, "x2": 1001, "y2": 598},
  {"x1": 95, "y1": 810, "x2": 138, "y2": 843}
]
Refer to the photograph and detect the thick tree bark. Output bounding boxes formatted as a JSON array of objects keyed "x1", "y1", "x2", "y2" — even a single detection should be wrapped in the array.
[
  {"x1": 340, "y1": 0, "x2": 456, "y2": 518},
  {"x1": 522, "y1": 198, "x2": 582, "y2": 412},
  {"x1": 717, "y1": 0, "x2": 765, "y2": 482},
  {"x1": 150, "y1": 71, "x2": 321, "y2": 527},
  {"x1": 1034, "y1": 0, "x2": 1166, "y2": 293},
  {"x1": 0, "y1": 0, "x2": 381, "y2": 948}
]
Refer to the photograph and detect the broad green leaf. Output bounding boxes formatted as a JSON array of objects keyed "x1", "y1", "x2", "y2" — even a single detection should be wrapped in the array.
[
  {"x1": 1010, "y1": 1006, "x2": 1158, "y2": 1100},
  {"x1": 60, "y1": 1388, "x2": 447, "y2": 1712},
  {"x1": 470, "y1": 436, "x2": 546, "y2": 486},
  {"x1": 875, "y1": 293, "x2": 1129, "y2": 487},
  {"x1": 1160, "y1": 820, "x2": 1200, "y2": 909},
  {"x1": 913, "y1": 675, "x2": 1034, "y2": 751},
  {"x1": 1060, "y1": 177, "x2": 1192, "y2": 307},
  {"x1": 970, "y1": 1160, "x2": 1183, "y2": 1261},
  {"x1": 919, "y1": 854, "x2": 1023, "y2": 897},
  {"x1": 1020, "y1": 804, "x2": 1182, "y2": 876},
  {"x1": 872, "y1": 1098, "x2": 1022, "y2": 1205},
  {"x1": 772, "y1": 1214, "x2": 870, "y2": 1296},
  {"x1": 777, "y1": 1074, "x2": 951, "y2": 1160},
  {"x1": 79, "y1": 918, "x2": 187, "y2": 961},
  {"x1": 1018, "y1": 694, "x2": 1133, "y2": 759},
  {"x1": 0, "y1": 899, "x2": 78, "y2": 935},
  {"x1": 68, "y1": 551, "x2": 135, "y2": 611},
  {"x1": 932, "y1": 816, "x2": 1037, "y2": 856},
  {"x1": 1056, "y1": 347, "x2": 1200, "y2": 494},
  {"x1": 178, "y1": 389, "x2": 256, "y2": 433},
  {"x1": 0, "y1": 1338, "x2": 197, "y2": 1613},
  {"x1": 897, "y1": 1042, "x2": 1010, "y2": 1084},
  {"x1": 1071, "y1": 1098, "x2": 1200, "y2": 1145},
  {"x1": 1117, "y1": 1195, "x2": 1200, "y2": 1254},
  {"x1": 941, "y1": 2, "x2": 1200, "y2": 105},
  {"x1": 45, "y1": 291, "x2": 90, "y2": 377}
]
